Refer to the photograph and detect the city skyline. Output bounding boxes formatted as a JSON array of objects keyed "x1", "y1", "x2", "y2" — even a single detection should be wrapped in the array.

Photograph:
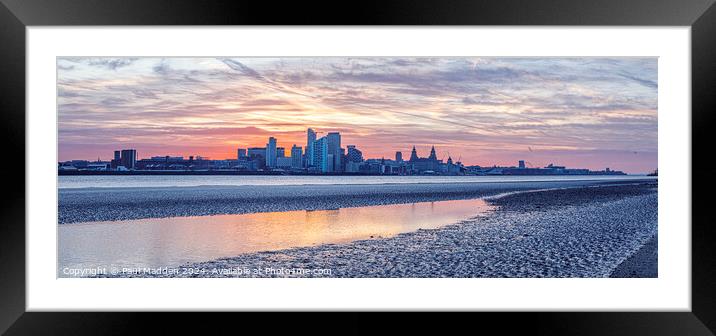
[{"x1": 58, "y1": 57, "x2": 657, "y2": 173}]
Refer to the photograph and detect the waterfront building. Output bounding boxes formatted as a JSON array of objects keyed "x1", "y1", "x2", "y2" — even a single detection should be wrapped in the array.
[
  {"x1": 408, "y1": 146, "x2": 441, "y2": 173},
  {"x1": 265, "y1": 137, "x2": 277, "y2": 168},
  {"x1": 277, "y1": 147, "x2": 285, "y2": 158},
  {"x1": 237, "y1": 148, "x2": 247, "y2": 160},
  {"x1": 150, "y1": 156, "x2": 184, "y2": 161},
  {"x1": 346, "y1": 145, "x2": 363, "y2": 163},
  {"x1": 519, "y1": 160, "x2": 526, "y2": 169},
  {"x1": 409, "y1": 146, "x2": 419, "y2": 161},
  {"x1": 312, "y1": 137, "x2": 330, "y2": 172},
  {"x1": 291, "y1": 145, "x2": 303, "y2": 168},
  {"x1": 233, "y1": 160, "x2": 258, "y2": 171},
  {"x1": 111, "y1": 150, "x2": 121, "y2": 169},
  {"x1": 345, "y1": 161, "x2": 361, "y2": 173},
  {"x1": 446, "y1": 156, "x2": 462, "y2": 175},
  {"x1": 326, "y1": 132, "x2": 342, "y2": 172},
  {"x1": 306, "y1": 128, "x2": 316, "y2": 167},
  {"x1": 247, "y1": 147, "x2": 266, "y2": 159},
  {"x1": 120, "y1": 149, "x2": 137, "y2": 170},
  {"x1": 135, "y1": 155, "x2": 210, "y2": 170},
  {"x1": 276, "y1": 157, "x2": 293, "y2": 169},
  {"x1": 395, "y1": 151, "x2": 403, "y2": 162}
]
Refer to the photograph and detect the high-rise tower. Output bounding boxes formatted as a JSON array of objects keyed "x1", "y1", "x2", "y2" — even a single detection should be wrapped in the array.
[
  {"x1": 291, "y1": 145, "x2": 303, "y2": 168},
  {"x1": 265, "y1": 137, "x2": 277, "y2": 168},
  {"x1": 326, "y1": 132, "x2": 342, "y2": 172},
  {"x1": 305, "y1": 128, "x2": 316, "y2": 167}
]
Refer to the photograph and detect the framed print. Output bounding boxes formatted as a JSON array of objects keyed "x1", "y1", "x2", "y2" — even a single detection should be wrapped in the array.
[{"x1": 1, "y1": 0, "x2": 715, "y2": 334}]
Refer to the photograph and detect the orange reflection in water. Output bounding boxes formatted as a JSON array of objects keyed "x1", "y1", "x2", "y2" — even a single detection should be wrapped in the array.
[{"x1": 59, "y1": 198, "x2": 494, "y2": 271}]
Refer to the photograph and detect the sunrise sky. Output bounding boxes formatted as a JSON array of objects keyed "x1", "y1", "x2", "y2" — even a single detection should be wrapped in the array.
[{"x1": 57, "y1": 57, "x2": 657, "y2": 173}]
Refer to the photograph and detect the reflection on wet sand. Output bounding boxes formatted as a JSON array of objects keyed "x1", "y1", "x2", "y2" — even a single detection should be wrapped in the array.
[{"x1": 59, "y1": 198, "x2": 494, "y2": 271}]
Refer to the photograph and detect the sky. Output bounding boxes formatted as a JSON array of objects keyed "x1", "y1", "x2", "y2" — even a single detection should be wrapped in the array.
[{"x1": 57, "y1": 57, "x2": 657, "y2": 173}]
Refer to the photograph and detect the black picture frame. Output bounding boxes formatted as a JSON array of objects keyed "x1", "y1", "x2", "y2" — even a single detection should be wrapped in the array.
[{"x1": 1, "y1": 0, "x2": 714, "y2": 334}]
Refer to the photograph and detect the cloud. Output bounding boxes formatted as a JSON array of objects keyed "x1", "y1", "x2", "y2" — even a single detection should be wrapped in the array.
[
  {"x1": 56, "y1": 57, "x2": 658, "y2": 172},
  {"x1": 87, "y1": 58, "x2": 138, "y2": 70},
  {"x1": 618, "y1": 72, "x2": 658, "y2": 89},
  {"x1": 132, "y1": 89, "x2": 158, "y2": 99}
]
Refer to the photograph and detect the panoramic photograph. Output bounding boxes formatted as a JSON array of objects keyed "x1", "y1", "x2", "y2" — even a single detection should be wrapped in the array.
[{"x1": 57, "y1": 57, "x2": 658, "y2": 278}]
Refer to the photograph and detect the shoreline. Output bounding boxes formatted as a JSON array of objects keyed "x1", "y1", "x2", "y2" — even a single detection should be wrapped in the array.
[
  {"x1": 94, "y1": 182, "x2": 658, "y2": 278},
  {"x1": 58, "y1": 175, "x2": 656, "y2": 190},
  {"x1": 59, "y1": 178, "x2": 655, "y2": 224}
]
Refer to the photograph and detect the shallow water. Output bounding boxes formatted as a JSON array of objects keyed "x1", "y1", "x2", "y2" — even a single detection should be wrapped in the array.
[
  {"x1": 58, "y1": 174, "x2": 653, "y2": 189},
  {"x1": 58, "y1": 198, "x2": 494, "y2": 276}
]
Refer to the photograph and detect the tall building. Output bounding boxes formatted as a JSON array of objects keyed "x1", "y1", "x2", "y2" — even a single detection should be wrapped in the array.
[
  {"x1": 237, "y1": 148, "x2": 247, "y2": 160},
  {"x1": 111, "y1": 150, "x2": 121, "y2": 169},
  {"x1": 312, "y1": 137, "x2": 330, "y2": 172},
  {"x1": 305, "y1": 128, "x2": 316, "y2": 167},
  {"x1": 326, "y1": 132, "x2": 342, "y2": 172},
  {"x1": 518, "y1": 160, "x2": 525, "y2": 169},
  {"x1": 120, "y1": 149, "x2": 137, "y2": 169},
  {"x1": 247, "y1": 147, "x2": 266, "y2": 159},
  {"x1": 346, "y1": 145, "x2": 363, "y2": 162},
  {"x1": 277, "y1": 147, "x2": 285, "y2": 158},
  {"x1": 291, "y1": 145, "x2": 303, "y2": 168},
  {"x1": 395, "y1": 151, "x2": 403, "y2": 162},
  {"x1": 265, "y1": 137, "x2": 277, "y2": 168}
]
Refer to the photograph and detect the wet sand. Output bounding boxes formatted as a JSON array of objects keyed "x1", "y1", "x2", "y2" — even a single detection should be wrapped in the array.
[
  {"x1": 610, "y1": 233, "x2": 658, "y2": 278},
  {"x1": 59, "y1": 179, "x2": 652, "y2": 224},
  {"x1": 94, "y1": 181, "x2": 658, "y2": 278}
]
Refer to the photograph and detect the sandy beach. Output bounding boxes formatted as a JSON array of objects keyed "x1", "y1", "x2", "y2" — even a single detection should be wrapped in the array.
[{"x1": 70, "y1": 179, "x2": 658, "y2": 278}]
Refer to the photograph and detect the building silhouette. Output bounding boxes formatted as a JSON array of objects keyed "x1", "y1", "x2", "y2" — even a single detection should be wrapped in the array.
[
  {"x1": 312, "y1": 137, "x2": 330, "y2": 172},
  {"x1": 265, "y1": 137, "x2": 277, "y2": 168},
  {"x1": 408, "y1": 146, "x2": 441, "y2": 173},
  {"x1": 305, "y1": 128, "x2": 316, "y2": 167},
  {"x1": 326, "y1": 132, "x2": 342, "y2": 173},
  {"x1": 291, "y1": 145, "x2": 303, "y2": 168},
  {"x1": 120, "y1": 149, "x2": 137, "y2": 170}
]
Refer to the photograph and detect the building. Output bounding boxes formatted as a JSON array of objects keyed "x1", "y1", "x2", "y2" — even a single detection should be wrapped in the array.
[
  {"x1": 305, "y1": 128, "x2": 316, "y2": 167},
  {"x1": 247, "y1": 147, "x2": 266, "y2": 159},
  {"x1": 312, "y1": 137, "x2": 330, "y2": 172},
  {"x1": 111, "y1": 150, "x2": 121, "y2": 169},
  {"x1": 237, "y1": 148, "x2": 247, "y2": 160},
  {"x1": 346, "y1": 145, "x2": 363, "y2": 163},
  {"x1": 246, "y1": 147, "x2": 267, "y2": 169},
  {"x1": 265, "y1": 137, "x2": 277, "y2": 168},
  {"x1": 277, "y1": 147, "x2": 285, "y2": 158},
  {"x1": 120, "y1": 149, "x2": 137, "y2": 170},
  {"x1": 276, "y1": 157, "x2": 293, "y2": 169},
  {"x1": 291, "y1": 145, "x2": 303, "y2": 168},
  {"x1": 326, "y1": 132, "x2": 342, "y2": 172},
  {"x1": 135, "y1": 155, "x2": 211, "y2": 170},
  {"x1": 518, "y1": 160, "x2": 526, "y2": 169},
  {"x1": 233, "y1": 160, "x2": 258, "y2": 171},
  {"x1": 408, "y1": 146, "x2": 441, "y2": 173},
  {"x1": 345, "y1": 161, "x2": 362, "y2": 173},
  {"x1": 395, "y1": 151, "x2": 403, "y2": 162},
  {"x1": 445, "y1": 156, "x2": 462, "y2": 174}
]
